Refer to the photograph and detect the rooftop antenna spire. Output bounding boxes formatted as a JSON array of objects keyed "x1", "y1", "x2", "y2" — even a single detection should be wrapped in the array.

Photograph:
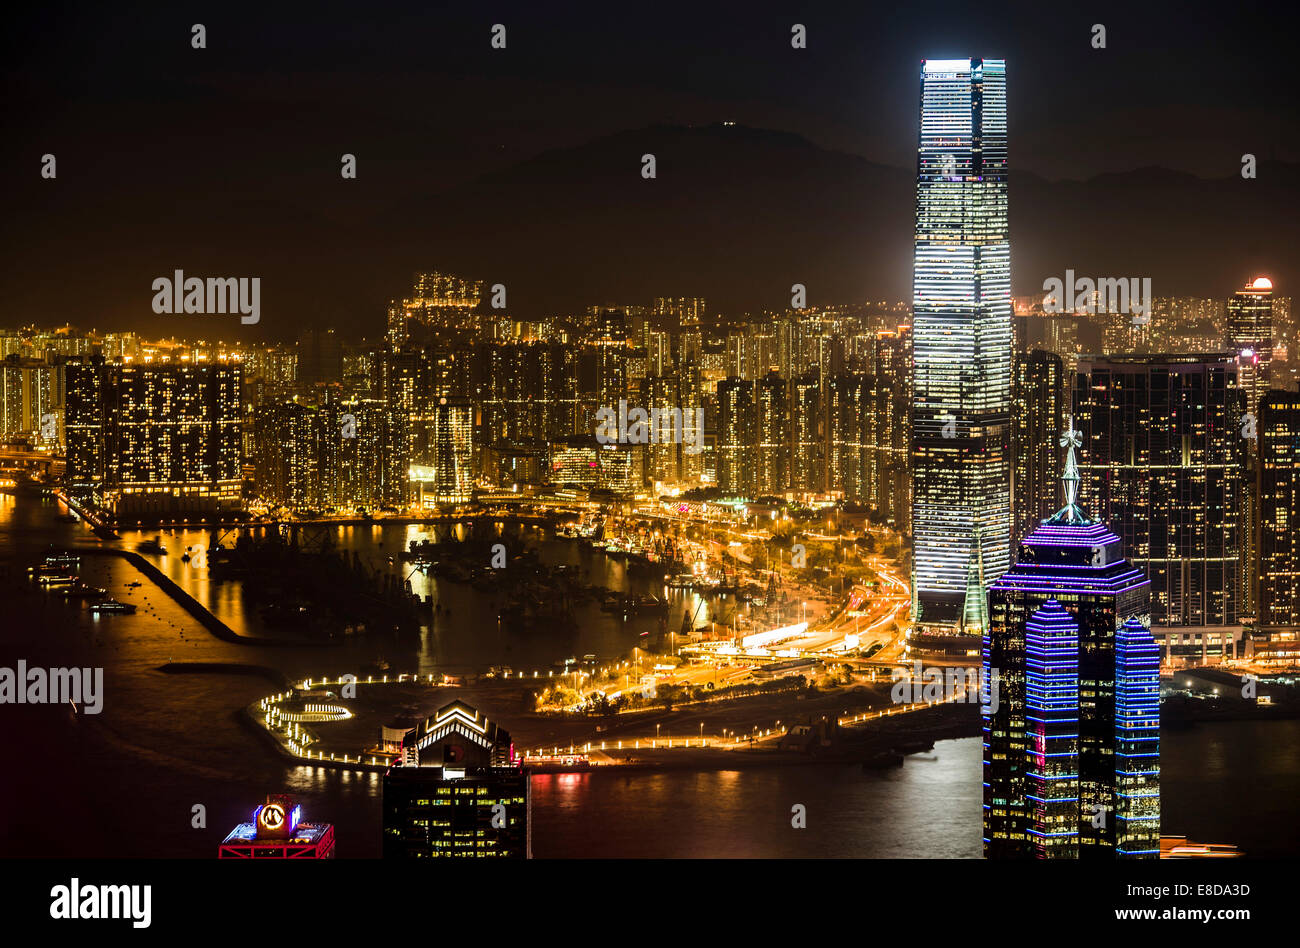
[{"x1": 1060, "y1": 414, "x2": 1083, "y2": 510}]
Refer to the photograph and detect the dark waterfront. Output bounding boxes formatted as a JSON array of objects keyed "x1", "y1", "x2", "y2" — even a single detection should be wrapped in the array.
[{"x1": 2, "y1": 492, "x2": 1295, "y2": 858}]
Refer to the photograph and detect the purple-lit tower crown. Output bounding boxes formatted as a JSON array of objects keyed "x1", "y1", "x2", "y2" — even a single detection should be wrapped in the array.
[{"x1": 983, "y1": 422, "x2": 1157, "y2": 859}]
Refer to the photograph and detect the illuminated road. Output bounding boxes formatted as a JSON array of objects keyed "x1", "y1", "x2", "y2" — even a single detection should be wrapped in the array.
[{"x1": 547, "y1": 552, "x2": 915, "y2": 714}]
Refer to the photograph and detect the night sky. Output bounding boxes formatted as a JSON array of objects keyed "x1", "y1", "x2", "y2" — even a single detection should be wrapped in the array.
[{"x1": 2, "y1": 0, "x2": 1296, "y2": 338}]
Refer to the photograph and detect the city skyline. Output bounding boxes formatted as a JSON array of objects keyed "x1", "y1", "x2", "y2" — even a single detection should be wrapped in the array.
[{"x1": 1, "y1": 13, "x2": 1296, "y2": 930}]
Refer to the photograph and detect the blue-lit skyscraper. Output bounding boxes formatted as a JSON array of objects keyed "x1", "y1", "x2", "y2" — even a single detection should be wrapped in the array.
[
  {"x1": 1024, "y1": 600, "x2": 1080, "y2": 857},
  {"x1": 983, "y1": 421, "x2": 1158, "y2": 859},
  {"x1": 911, "y1": 58, "x2": 1013, "y2": 633},
  {"x1": 1114, "y1": 616, "x2": 1161, "y2": 854}
]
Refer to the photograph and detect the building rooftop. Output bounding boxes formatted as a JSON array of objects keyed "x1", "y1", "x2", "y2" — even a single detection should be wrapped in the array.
[{"x1": 221, "y1": 822, "x2": 332, "y2": 846}]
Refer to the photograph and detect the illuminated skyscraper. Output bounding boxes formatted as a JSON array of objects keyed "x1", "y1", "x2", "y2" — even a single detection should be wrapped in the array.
[
  {"x1": 252, "y1": 400, "x2": 329, "y2": 509},
  {"x1": 1227, "y1": 279, "x2": 1274, "y2": 619},
  {"x1": 411, "y1": 396, "x2": 474, "y2": 505},
  {"x1": 596, "y1": 308, "x2": 629, "y2": 408},
  {"x1": 678, "y1": 361, "x2": 705, "y2": 485},
  {"x1": 0, "y1": 358, "x2": 59, "y2": 446},
  {"x1": 337, "y1": 396, "x2": 404, "y2": 508},
  {"x1": 911, "y1": 58, "x2": 1013, "y2": 633},
  {"x1": 1012, "y1": 349, "x2": 1064, "y2": 545},
  {"x1": 827, "y1": 374, "x2": 868, "y2": 500},
  {"x1": 1073, "y1": 354, "x2": 1246, "y2": 630},
  {"x1": 66, "y1": 356, "x2": 242, "y2": 518},
  {"x1": 1226, "y1": 277, "x2": 1274, "y2": 419},
  {"x1": 755, "y1": 373, "x2": 787, "y2": 494},
  {"x1": 716, "y1": 378, "x2": 754, "y2": 495},
  {"x1": 869, "y1": 327, "x2": 913, "y2": 532},
  {"x1": 64, "y1": 359, "x2": 103, "y2": 500},
  {"x1": 378, "y1": 348, "x2": 419, "y2": 506},
  {"x1": 642, "y1": 374, "x2": 682, "y2": 484},
  {"x1": 386, "y1": 271, "x2": 483, "y2": 346},
  {"x1": 789, "y1": 375, "x2": 821, "y2": 492},
  {"x1": 984, "y1": 422, "x2": 1157, "y2": 859},
  {"x1": 1258, "y1": 391, "x2": 1300, "y2": 631}
]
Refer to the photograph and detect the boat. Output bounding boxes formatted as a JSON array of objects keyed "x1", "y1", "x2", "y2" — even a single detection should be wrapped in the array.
[
  {"x1": 125, "y1": 581, "x2": 143, "y2": 588},
  {"x1": 29, "y1": 563, "x2": 72, "y2": 577},
  {"x1": 636, "y1": 595, "x2": 668, "y2": 613},
  {"x1": 38, "y1": 572, "x2": 76, "y2": 586},
  {"x1": 90, "y1": 599, "x2": 137, "y2": 614},
  {"x1": 61, "y1": 583, "x2": 108, "y2": 600},
  {"x1": 43, "y1": 551, "x2": 81, "y2": 568},
  {"x1": 138, "y1": 537, "x2": 167, "y2": 555}
]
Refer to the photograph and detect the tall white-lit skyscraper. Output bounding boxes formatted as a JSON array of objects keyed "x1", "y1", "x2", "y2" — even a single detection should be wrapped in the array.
[{"x1": 911, "y1": 58, "x2": 1013, "y2": 633}]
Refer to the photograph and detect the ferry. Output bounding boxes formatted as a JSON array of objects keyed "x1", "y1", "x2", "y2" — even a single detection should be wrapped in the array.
[
  {"x1": 89, "y1": 598, "x2": 137, "y2": 615},
  {"x1": 38, "y1": 571, "x2": 77, "y2": 587}
]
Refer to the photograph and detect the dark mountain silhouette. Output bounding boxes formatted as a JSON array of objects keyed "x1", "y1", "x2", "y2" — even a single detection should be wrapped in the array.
[
  {"x1": 382, "y1": 123, "x2": 1299, "y2": 318},
  {"x1": 4, "y1": 122, "x2": 1295, "y2": 337}
]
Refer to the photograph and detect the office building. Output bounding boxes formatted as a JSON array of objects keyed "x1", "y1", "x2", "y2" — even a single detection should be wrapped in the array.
[
  {"x1": 911, "y1": 58, "x2": 1013, "y2": 632},
  {"x1": 410, "y1": 396, "x2": 474, "y2": 505},
  {"x1": 1012, "y1": 349, "x2": 1065, "y2": 544},
  {"x1": 382, "y1": 701, "x2": 530, "y2": 859},
  {"x1": 984, "y1": 422, "x2": 1157, "y2": 858},
  {"x1": 1073, "y1": 354, "x2": 1246, "y2": 628},
  {"x1": 1226, "y1": 277, "x2": 1274, "y2": 419},
  {"x1": 1258, "y1": 391, "x2": 1300, "y2": 631}
]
